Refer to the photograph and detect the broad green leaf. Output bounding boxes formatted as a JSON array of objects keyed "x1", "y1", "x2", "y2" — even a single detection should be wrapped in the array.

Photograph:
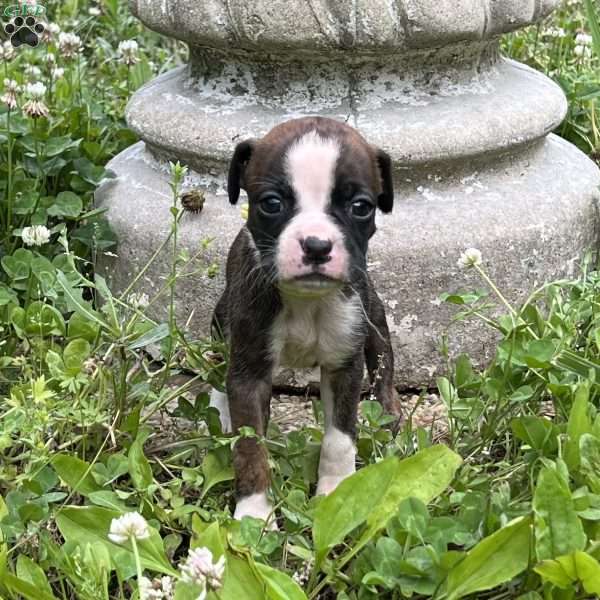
[
  {"x1": 128, "y1": 323, "x2": 170, "y2": 351},
  {"x1": 580, "y1": 434, "x2": 600, "y2": 494},
  {"x1": 56, "y1": 506, "x2": 176, "y2": 576},
  {"x1": 201, "y1": 447, "x2": 234, "y2": 498},
  {"x1": 221, "y1": 553, "x2": 265, "y2": 600},
  {"x1": 47, "y1": 191, "x2": 83, "y2": 218},
  {"x1": 2, "y1": 573, "x2": 58, "y2": 600},
  {"x1": 63, "y1": 338, "x2": 91, "y2": 374},
  {"x1": 56, "y1": 271, "x2": 112, "y2": 333},
  {"x1": 565, "y1": 383, "x2": 592, "y2": 472},
  {"x1": 128, "y1": 429, "x2": 153, "y2": 490},
  {"x1": 88, "y1": 491, "x2": 129, "y2": 512},
  {"x1": 535, "y1": 551, "x2": 600, "y2": 594},
  {"x1": 313, "y1": 457, "x2": 396, "y2": 566},
  {"x1": 191, "y1": 517, "x2": 225, "y2": 558},
  {"x1": 533, "y1": 467, "x2": 586, "y2": 561},
  {"x1": 52, "y1": 454, "x2": 101, "y2": 496},
  {"x1": 445, "y1": 516, "x2": 532, "y2": 600},
  {"x1": 255, "y1": 562, "x2": 308, "y2": 600},
  {"x1": 313, "y1": 445, "x2": 461, "y2": 566},
  {"x1": 511, "y1": 416, "x2": 556, "y2": 453},
  {"x1": 16, "y1": 555, "x2": 54, "y2": 597},
  {"x1": 366, "y1": 445, "x2": 461, "y2": 533}
]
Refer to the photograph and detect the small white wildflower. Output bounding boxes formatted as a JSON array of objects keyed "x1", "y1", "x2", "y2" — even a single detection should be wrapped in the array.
[
  {"x1": 545, "y1": 27, "x2": 566, "y2": 39},
  {"x1": 88, "y1": 6, "x2": 101, "y2": 16},
  {"x1": 180, "y1": 547, "x2": 225, "y2": 591},
  {"x1": 25, "y1": 81, "x2": 46, "y2": 99},
  {"x1": 22, "y1": 82, "x2": 48, "y2": 118},
  {"x1": 118, "y1": 39, "x2": 139, "y2": 66},
  {"x1": 41, "y1": 21, "x2": 60, "y2": 43},
  {"x1": 45, "y1": 53, "x2": 56, "y2": 65},
  {"x1": 139, "y1": 576, "x2": 174, "y2": 600},
  {"x1": 292, "y1": 558, "x2": 313, "y2": 586},
  {"x1": 51, "y1": 67, "x2": 65, "y2": 80},
  {"x1": 574, "y1": 45, "x2": 592, "y2": 59},
  {"x1": 21, "y1": 225, "x2": 51, "y2": 247},
  {"x1": 25, "y1": 65, "x2": 42, "y2": 78},
  {"x1": 108, "y1": 511, "x2": 150, "y2": 544},
  {"x1": 58, "y1": 32, "x2": 82, "y2": 59},
  {"x1": 457, "y1": 248, "x2": 483, "y2": 269},
  {"x1": 1, "y1": 79, "x2": 20, "y2": 110},
  {"x1": 575, "y1": 33, "x2": 593, "y2": 47},
  {"x1": 0, "y1": 41, "x2": 16, "y2": 63},
  {"x1": 129, "y1": 291, "x2": 150, "y2": 309}
]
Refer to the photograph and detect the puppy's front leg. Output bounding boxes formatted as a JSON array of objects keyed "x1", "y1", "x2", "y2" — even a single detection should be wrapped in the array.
[
  {"x1": 317, "y1": 358, "x2": 363, "y2": 496},
  {"x1": 228, "y1": 356, "x2": 274, "y2": 524}
]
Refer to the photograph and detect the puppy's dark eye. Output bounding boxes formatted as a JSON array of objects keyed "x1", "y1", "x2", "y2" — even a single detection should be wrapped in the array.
[
  {"x1": 259, "y1": 196, "x2": 283, "y2": 216},
  {"x1": 350, "y1": 198, "x2": 374, "y2": 220}
]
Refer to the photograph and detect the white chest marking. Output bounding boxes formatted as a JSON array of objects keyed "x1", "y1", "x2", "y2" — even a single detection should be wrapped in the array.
[{"x1": 270, "y1": 293, "x2": 363, "y2": 370}]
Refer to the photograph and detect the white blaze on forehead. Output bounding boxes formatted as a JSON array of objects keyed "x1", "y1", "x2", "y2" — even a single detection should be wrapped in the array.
[{"x1": 285, "y1": 130, "x2": 340, "y2": 212}]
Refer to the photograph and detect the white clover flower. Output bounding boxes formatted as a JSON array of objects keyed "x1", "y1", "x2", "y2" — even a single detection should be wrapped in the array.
[
  {"x1": 41, "y1": 21, "x2": 60, "y2": 43},
  {"x1": 180, "y1": 547, "x2": 225, "y2": 591},
  {"x1": 88, "y1": 6, "x2": 101, "y2": 16},
  {"x1": 25, "y1": 81, "x2": 46, "y2": 99},
  {"x1": 1, "y1": 79, "x2": 20, "y2": 110},
  {"x1": 22, "y1": 82, "x2": 48, "y2": 118},
  {"x1": 21, "y1": 225, "x2": 51, "y2": 247},
  {"x1": 575, "y1": 33, "x2": 593, "y2": 47},
  {"x1": 108, "y1": 511, "x2": 150, "y2": 544},
  {"x1": 58, "y1": 32, "x2": 82, "y2": 59},
  {"x1": 545, "y1": 27, "x2": 566, "y2": 39},
  {"x1": 139, "y1": 576, "x2": 174, "y2": 600},
  {"x1": 52, "y1": 67, "x2": 65, "y2": 80},
  {"x1": 574, "y1": 45, "x2": 592, "y2": 59},
  {"x1": 0, "y1": 41, "x2": 16, "y2": 63},
  {"x1": 457, "y1": 248, "x2": 483, "y2": 269},
  {"x1": 129, "y1": 291, "x2": 150, "y2": 309},
  {"x1": 118, "y1": 39, "x2": 140, "y2": 66}
]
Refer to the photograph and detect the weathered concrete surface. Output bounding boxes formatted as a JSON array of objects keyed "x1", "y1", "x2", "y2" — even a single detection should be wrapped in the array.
[
  {"x1": 96, "y1": 137, "x2": 600, "y2": 387},
  {"x1": 97, "y1": 0, "x2": 600, "y2": 387},
  {"x1": 129, "y1": 0, "x2": 559, "y2": 51},
  {"x1": 126, "y1": 57, "x2": 567, "y2": 172}
]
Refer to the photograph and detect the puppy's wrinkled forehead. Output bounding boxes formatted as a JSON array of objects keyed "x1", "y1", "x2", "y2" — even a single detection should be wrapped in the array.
[
  {"x1": 285, "y1": 131, "x2": 340, "y2": 210},
  {"x1": 245, "y1": 119, "x2": 380, "y2": 199}
]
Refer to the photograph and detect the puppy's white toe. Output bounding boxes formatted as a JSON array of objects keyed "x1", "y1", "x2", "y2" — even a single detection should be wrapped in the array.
[
  {"x1": 209, "y1": 388, "x2": 232, "y2": 433},
  {"x1": 234, "y1": 492, "x2": 278, "y2": 530},
  {"x1": 316, "y1": 474, "x2": 351, "y2": 496}
]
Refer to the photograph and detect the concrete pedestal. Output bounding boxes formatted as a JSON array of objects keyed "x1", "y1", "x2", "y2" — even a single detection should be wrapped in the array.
[{"x1": 96, "y1": 0, "x2": 600, "y2": 387}]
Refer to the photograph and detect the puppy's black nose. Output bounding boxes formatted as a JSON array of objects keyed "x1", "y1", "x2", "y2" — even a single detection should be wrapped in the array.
[{"x1": 301, "y1": 236, "x2": 333, "y2": 264}]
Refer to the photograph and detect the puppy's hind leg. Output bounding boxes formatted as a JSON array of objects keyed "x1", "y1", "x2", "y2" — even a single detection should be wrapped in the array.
[
  {"x1": 364, "y1": 287, "x2": 402, "y2": 418},
  {"x1": 209, "y1": 292, "x2": 232, "y2": 433},
  {"x1": 209, "y1": 388, "x2": 232, "y2": 433}
]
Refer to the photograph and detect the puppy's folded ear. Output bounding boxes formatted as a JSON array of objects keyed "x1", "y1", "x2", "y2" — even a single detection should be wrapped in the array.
[
  {"x1": 228, "y1": 140, "x2": 255, "y2": 204},
  {"x1": 375, "y1": 148, "x2": 394, "y2": 213}
]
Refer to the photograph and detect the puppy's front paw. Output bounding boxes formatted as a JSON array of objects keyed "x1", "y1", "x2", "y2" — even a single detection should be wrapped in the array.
[{"x1": 234, "y1": 492, "x2": 278, "y2": 530}]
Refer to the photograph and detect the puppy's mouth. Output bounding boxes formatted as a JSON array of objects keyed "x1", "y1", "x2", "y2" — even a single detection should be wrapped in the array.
[{"x1": 278, "y1": 272, "x2": 343, "y2": 298}]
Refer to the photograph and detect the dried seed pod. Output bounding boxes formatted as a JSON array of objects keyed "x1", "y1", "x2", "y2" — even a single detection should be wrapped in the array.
[{"x1": 180, "y1": 189, "x2": 205, "y2": 213}]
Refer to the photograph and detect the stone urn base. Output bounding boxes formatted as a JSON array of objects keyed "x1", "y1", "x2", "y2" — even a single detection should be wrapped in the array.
[
  {"x1": 97, "y1": 0, "x2": 600, "y2": 387},
  {"x1": 97, "y1": 133, "x2": 599, "y2": 387}
]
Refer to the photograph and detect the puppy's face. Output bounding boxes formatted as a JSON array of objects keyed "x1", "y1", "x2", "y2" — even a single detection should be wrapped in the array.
[{"x1": 228, "y1": 117, "x2": 393, "y2": 296}]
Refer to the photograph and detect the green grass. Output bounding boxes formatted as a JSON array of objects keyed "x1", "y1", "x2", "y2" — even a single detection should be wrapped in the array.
[{"x1": 1, "y1": 1, "x2": 600, "y2": 599}]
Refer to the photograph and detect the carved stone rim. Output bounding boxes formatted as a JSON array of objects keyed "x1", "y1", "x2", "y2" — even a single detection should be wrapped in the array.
[{"x1": 130, "y1": 0, "x2": 560, "y2": 53}]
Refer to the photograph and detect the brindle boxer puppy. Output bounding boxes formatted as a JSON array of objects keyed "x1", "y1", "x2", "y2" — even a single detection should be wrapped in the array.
[{"x1": 210, "y1": 116, "x2": 399, "y2": 525}]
